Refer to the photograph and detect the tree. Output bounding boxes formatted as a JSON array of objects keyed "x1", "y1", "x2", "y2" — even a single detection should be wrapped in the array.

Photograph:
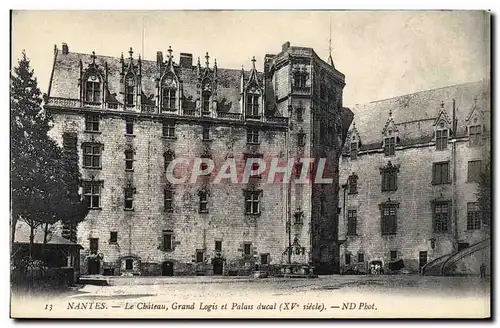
[
  {"x1": 477, "y1": 154, "x2": 491, "y2": 232},
  {"x1": 10, "y1": 51, "x2": 88, "y2": 258}
]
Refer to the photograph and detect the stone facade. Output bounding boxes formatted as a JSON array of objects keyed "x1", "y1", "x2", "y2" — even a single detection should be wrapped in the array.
[
  {"x1": 45, "y1": 41, "x2": 352, "y2": 276},
  {"x1": 338, "y1": 80, "x2": 491, "y2": 274}
]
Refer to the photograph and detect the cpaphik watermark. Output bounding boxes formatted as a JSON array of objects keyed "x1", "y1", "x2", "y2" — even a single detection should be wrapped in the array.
[{"x1": 164, "y1": 156, "x2": 335, "y2": 185}]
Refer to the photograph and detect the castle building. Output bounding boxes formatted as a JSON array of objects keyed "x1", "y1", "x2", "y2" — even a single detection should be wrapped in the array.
[
  {"x1": 45, "y1": 41, "x2": 352, "y2": 276},
  {"x1": 338, "y1": 80, "x2": 490, "y2": 274}
]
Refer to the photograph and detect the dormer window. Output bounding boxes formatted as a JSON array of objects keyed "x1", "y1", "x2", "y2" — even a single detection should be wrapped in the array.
[
  {"x1": 436, "y1": 125, "x2": 448, "y2": 150},
  {"x1": 246, "y1": 93, "x2": 259, "y2": 118},
  {"x1": 162, "y1": 88, "x2": 176, "y2": 111},
  {"x1": 350, "y1": 138, "x2": 358, "y2": 160},
  {"x1": 384, "y1": 137, "x2": 395, "y2": 156},
  {"x1": 85, "y1": 75, "x2": 101, "y2": 104},
  {"x1": 469, "y1": 124, "x2": 482, "y2": 147},
  {"x1": 202, "y1": 91, "x2": 211, "y2": 113},
  {"x1": 125, "y1": 75, "x2": 135, "y2": 107}
]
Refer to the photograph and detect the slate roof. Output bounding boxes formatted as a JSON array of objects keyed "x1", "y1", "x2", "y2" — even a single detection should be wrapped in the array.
[
  {"x1": 49, "y1": 50, "x2": 263, "y2": 114},
  {"x1": 346, "y1": 79, "x2": 490, "y2": 152}
]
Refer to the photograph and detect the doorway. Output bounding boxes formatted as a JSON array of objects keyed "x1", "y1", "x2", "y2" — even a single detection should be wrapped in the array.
[
  {"x1": 161, "y1": 261, "x2": 174, "y2": 276},
  {"x1": 88, "y1": 258, "x2": 100, "y2": 275},
  {"x1": 419, "y1": 251, "x2": 428, "y2": 270},
  {"x1": 213, "y1": 258, "x2": 223, "y2": 275},
  {"x1": 458, "y1": 243, "x2": 470, "y2": 251}
]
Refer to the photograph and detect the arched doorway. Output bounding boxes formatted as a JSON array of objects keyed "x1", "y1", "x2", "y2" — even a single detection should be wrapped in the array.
[
  {"x1": 161, "y1": 261, "x2": 174, "y2": 276},
  {"x1": 213, "y1": 258, "x2": 224, "y2": 275}
]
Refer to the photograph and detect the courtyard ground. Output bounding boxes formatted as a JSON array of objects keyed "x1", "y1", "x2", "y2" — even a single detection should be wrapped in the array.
[{"x1": 11, "y1": 275, "x2": 491, "y2": 319}]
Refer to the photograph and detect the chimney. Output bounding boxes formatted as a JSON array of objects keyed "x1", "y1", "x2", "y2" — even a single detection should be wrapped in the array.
[
  {"x1": 157, "y1": 51, "x2": 163, "y2": 67},
  {"x1": 282, "y1": 41, "x2": 290, "y2": 52},
  {"x1": 61, "y1": 42, "x2": 69, "y2": 55},
  {"x1": 179, "y1": 53, "x2": 193, "y2": 68}
]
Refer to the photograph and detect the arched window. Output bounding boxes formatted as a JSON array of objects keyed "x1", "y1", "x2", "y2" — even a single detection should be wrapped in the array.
[
  {"x1": 85, "y1": 74, "x2": 101, "y2": 104},
  {"x1": 125, "y1": 74, "x2": 135, "y2": 107}
]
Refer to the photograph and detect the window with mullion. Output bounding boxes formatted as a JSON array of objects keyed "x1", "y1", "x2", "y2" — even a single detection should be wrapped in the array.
[
  {"x1": 436, "y1": 129, "x2": 448, "y2": 150},
  {"x1": 245, "y1": 191, "x2": 261, "y2": 215},
  {"x1": 85, "y1": 81, "x2": 101, "y2": 103},
  {"x1": 124, "y1": 188, "x2": 134, "y2": 210},
  {"x1": 85, "y1": 114, "x2": 99, "y2": 132},
  {"x1": 381, "y1": 170, "x2": 397, "y2": 191},
  {"x1": 162, "y1": 121, "x2": 176, "y2": 138},
  {"x1": 162, "y1": 88, "x2": 176, "y2": 109},
  {"x1": 467, "y1": 160, "x2": 482, "y2": 182},
  {"x1": 467, "y1": 202, "x2": 481, "y2": 230},
  {"x1": 469, "y1": 125, "x2": 482, "y2": 147},
  {"x1": 246, "y1": 94, "x2": 259, "y2": 117},
  {"x1": 381, "y1": 205, "x2": 397, "y2": 235},
  {"x1": 247, "y1": 128, "x2": 259, "y2": 144},
  {"x1": 125, "y1": 76, "x2": 135, "y2": 106},
  {"x1": 347, "y1": 210, "x2": 357, "y2": 235},
  {"x1": 83, "y1": 144, "x2": 101, "y2": 168},
  {"x1": 432, "y1": 162, "x2": 450, "y2": 184},
  {"x1": 83, "y1": 181, "x2": 101, "y2": 209},
  {"x1": 384, "y1": 137, "x2": 395, "y2": 156},
  {"x1": 433, "y1": 202, "x2": 449, "y2": 232},
  {"x1": 125, "y1": 150, "x2": 134, "y2": 171},
  {"x1": 199, "y1": 191, "x2": 208, "y2": 213}
]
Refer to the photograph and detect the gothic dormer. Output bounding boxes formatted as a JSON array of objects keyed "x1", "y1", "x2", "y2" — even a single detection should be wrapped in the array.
[
  {"x1": 120, "y1": 47, "x2": 142, "y2": 110},
  {"x1": 433, "y1": 101, "x2": 451, "y2": 151},
  {"x1": 196, "y1": 52, "x2": 217, "y2": 116},
  {"x1": 243, "y1": 56, "x2": 264, "y2": 120},
  {"x1": 79, "y1": 51, "x2": 107, "y2": 108},
  {"x1": 158, "y1": 46, "x2": 182, "y2": 114},
  {"x1": 465, "y1": 97, "x2": 484, "y2": 147},
  {"x1": 349, "y1": 122, "x2": 361, "y2": 160},
  {"x1": 381, "y1": 109, "x2": 399, "y2": 156}
]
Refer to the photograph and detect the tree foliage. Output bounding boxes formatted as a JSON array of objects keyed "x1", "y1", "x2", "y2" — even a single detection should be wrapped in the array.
[{"x1": 10, "y1": 51, "x2": 88, "y2": 253}]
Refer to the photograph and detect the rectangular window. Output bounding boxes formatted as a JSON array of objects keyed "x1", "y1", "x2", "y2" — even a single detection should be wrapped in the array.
[
  {"x1": 436, "y1": 129, "x2": 448, "y2": 150},
  {"x1": 350, "y1": 142, "x2": 358, "y2": 160},
  {"x1": 345, "y1": 253, "x2": 351, "y2": 265},
  {"x1": 83, "y1": 181, "x2": 101, "y2": 209},
  {"x1": 125, "y1": 259, "x2": 133, "y2": 270},
  {"x1": 419, "y1": 251, "x2": 428, "y2": 269},
  {"x1": 348, "y1": 175, "x2": 358, "y2": 194},
  {"x1": 162, "y1": 88, "x2": 176, "y2": 109},
  {"x1": 381, "y1": 205, "x2": 397, "y2": 235},
  {"x1": 110, "y1": 231, "x2": 118, "y2": 243},
  {"x1": 162, "y1": 121, "x2": 176, "y2": 138},
  {"x1": 89, "y1": 238, "x2": 98, "y2": 254},
  {"x1": 433, "y1": 202, "x2": 450, "y2": 233},
  {"x1": 260, "y1": 254, "x2": 269, "y2": 265},
  {"x1": 125, "y1": 77, "x2": 134, "y2": 106},
  {"x1": 246, "y1": 94, "x2": 259, "y2": 117},
  {"x1": 468, "y1": 160, "x2": 482, "y2": 182},
  {"x1": 297, "y1": 132, "x2": 306, "y2": 147},
  {"x1": 196, "y1": 250, "x2": 204, "y2": 263},
  {"x1": 347, "y1": 210, "x2": 357, "y2": 235},
  {"x1": 294, "y1": 72, "x2": 307, "y2": 89},
  {"x1": 246, "y1": 127, "x2": 259, "y2": 144},
  {"x1": 83, "y1": 143, "x2": 101, "y2": 168},
  {"x1": 85, "y1": 81, "x2": 101, "y2": 103},
  {"x1": 469, "y1": 125, "x2": 482, "y2": 147},
  {"x1": 85, "y1": 114, "x2": 99, "y2": 132},
  {"x1": 381, "y1": 170, "x2": 397, "y2": 191},
  {"x1": 243, "y1": 243, "x2": 252, "y2": 256},
  {"x1": 202, "y1": 126, "x2": 210, "y2": 141},
  {"x1": 358, "y1": 253, "x2": 364, "y2": 263},
  {"x1": 124, "y1": 188, "x2": 134, "y2": 210},
  {"x1": 244, "y1": 190, "x2": 261, "y2": 215},
  {"x1": 202, "y1": 93, "x2": 211, "y2": 113},
  {"x1": 432, "y1": 162, "x2": 450, "y2": 185},
  {"x1": 199, "y1": 191, "x2": 208, "y2": 213},
  {"x1": 296, "y1": 108, "x2": 303, "y2": 122},
  {"x1": 125, "y1": 117, "x2": 134, "y2": 135},
  {"x1": 215, "y1": 241, "x2": 222, "y2": 252},
  {"x1": 390, "y1": 250, "x2": 397, "y2": 261},
  {"x1": 384, "y1": 137, "x2": 395, "y2": 156},
  {"x1": 163, "y1": 231, "x2": 173, "y2": 251},
  {"x1": 467, "y1": 202, "x2": 481, "y2": 230},
  {"x1": 164, "y1": 152, "x2": 174, "y2": 173},
  {"x1": 164, "y1": 187, "x2": 173, "y2": 212},
  {"x1": 125, "y1": 150, "x2": 134, "y2": 171}
]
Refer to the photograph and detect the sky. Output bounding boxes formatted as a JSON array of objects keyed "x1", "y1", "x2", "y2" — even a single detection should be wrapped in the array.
[{"x1": 11, "y1": 10, "x2": 490, "y2": 106}]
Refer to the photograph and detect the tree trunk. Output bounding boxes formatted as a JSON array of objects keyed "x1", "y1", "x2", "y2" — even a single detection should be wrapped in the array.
[{"x1": 29, "y1": 224, "x2": 34, "y2": 260}]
